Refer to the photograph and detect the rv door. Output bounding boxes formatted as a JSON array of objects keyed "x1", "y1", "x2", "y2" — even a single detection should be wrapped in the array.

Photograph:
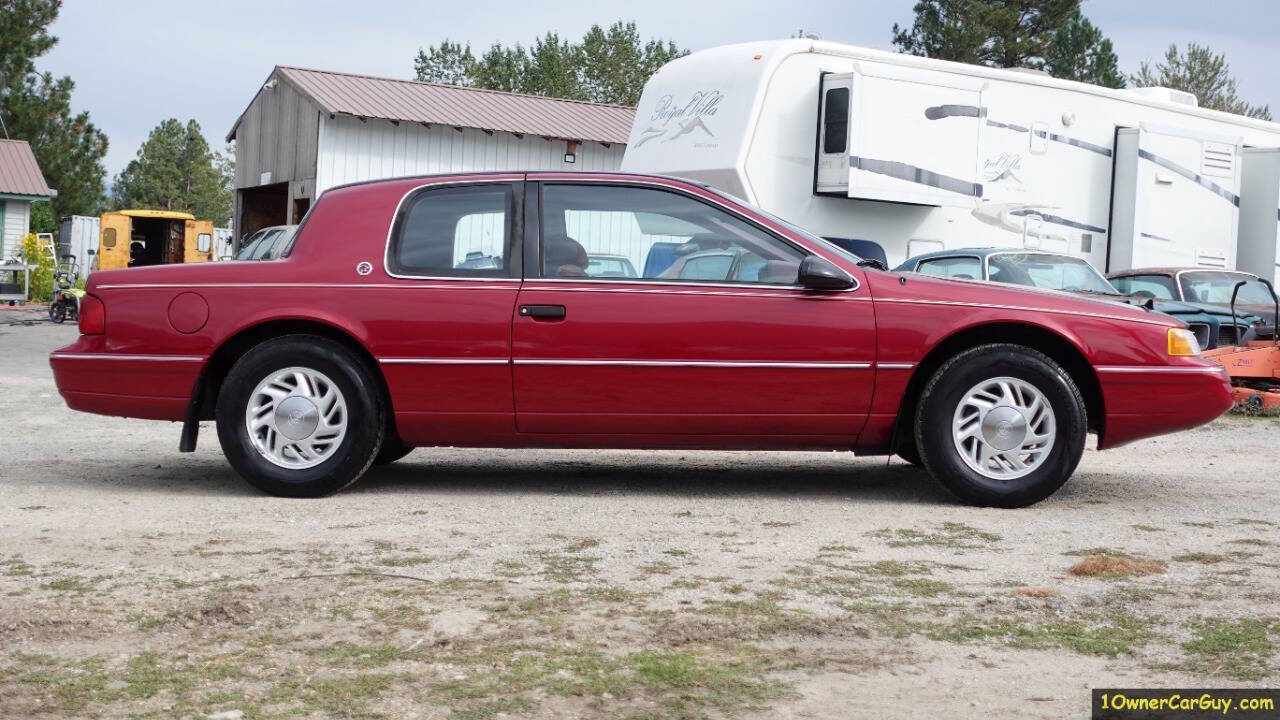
[
  {"x1": 816, "y1": 70, "x2": 984, "y2": 207},
  {"x1": 97, "y1": 213, "x2": 131, "y2": 270},
  {"x1": 816, "y1": 74, "x2": 854, "y2": 193}
]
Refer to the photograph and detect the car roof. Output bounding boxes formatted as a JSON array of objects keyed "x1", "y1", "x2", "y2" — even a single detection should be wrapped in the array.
[
  {"x1": 1109, "y1": 267, "x2": 1260, "y2": 278},
  {"x1": 896, "y1": 247, "x2": 1079, "y2": 268},
  {"x1": 323, "y1": 170, "x2": 707, "y2": 194}
]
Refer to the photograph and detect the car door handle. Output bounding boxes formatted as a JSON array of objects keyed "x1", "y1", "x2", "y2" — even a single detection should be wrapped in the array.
[{"x1": 518, "y1": 304, "x2": 566, "y2": 319}]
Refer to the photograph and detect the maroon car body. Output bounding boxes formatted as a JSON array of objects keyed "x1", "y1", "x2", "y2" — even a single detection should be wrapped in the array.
[{"x1": 50, "y1": 172, "x2": 1233, "y2": 505}]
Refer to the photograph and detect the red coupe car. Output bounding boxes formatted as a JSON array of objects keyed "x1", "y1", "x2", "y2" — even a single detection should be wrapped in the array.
[{"x1": 51, "y1": 173, "x2": 1233, "y2": 507}]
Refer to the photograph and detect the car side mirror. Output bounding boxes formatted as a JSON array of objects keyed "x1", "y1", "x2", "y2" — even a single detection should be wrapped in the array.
[{"x1": 797, "y1": 255, "x2": 855, "y2": 290}]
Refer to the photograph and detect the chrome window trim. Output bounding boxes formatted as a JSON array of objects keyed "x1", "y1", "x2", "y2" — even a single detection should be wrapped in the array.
[{"x1": 382, "y1": 175, "x2": 524, "y2": 282}]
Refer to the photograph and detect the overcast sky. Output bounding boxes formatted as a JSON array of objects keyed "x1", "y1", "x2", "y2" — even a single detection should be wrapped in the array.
[{"x1": 38, "y1": 0, "x2": 1280, "y2": 177}]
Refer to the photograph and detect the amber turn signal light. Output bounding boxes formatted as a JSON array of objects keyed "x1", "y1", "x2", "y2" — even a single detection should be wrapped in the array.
[{"x1": 1167, "y1": 327, "x2": 1201, "y2": 357}]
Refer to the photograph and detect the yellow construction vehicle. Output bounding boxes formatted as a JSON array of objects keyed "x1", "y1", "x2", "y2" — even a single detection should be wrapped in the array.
[{"x1": 95, "y1": 210, "x2": 214, "y2": 270}]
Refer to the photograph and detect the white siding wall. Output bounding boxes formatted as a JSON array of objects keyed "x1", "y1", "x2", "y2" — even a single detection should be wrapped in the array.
[
  {"x1": 315, "y1": 115, "x2": 626, "y2": 195},
  {"x1": 2, "y1": 200, "x2": 30, "y2": 260}
]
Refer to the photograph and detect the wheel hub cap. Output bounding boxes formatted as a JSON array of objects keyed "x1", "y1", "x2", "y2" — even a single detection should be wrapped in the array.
[
  {"x1": 245, "y1": 366, "x2": 348, "y2": 469},
  {"x1": 980, "y1": 406, "x2": 1028, "y2": 451},
  {"x1": 275, "y1": 396, "x2": 320, "y2": 441},
  {"x1": 951, "y1": 376, "x2": 1056, "y2": 481}
]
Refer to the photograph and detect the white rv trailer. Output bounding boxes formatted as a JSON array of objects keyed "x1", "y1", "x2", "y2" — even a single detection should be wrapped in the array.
[{"x1": 620, "y1": 40, "x2": 1280, "y2": 282}]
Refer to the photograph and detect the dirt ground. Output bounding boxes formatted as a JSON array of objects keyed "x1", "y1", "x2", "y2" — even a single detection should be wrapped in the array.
[{"x1": 2, "y1": 313, "x2": 1278, "y2": 719}]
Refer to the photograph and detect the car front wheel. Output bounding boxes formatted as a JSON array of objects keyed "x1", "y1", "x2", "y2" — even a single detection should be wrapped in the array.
[
  {"x1": 215, "y1": 335, "x2": 385, "y2": 497},
  {"x1": 915, "y1": 343, "x2": 1086, "y2": 508}
]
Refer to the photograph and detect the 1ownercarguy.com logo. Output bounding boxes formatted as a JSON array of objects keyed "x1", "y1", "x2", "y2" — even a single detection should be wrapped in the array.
[{"x1": 1093, "y1": 689, "x2": 1278, "y2": 719}]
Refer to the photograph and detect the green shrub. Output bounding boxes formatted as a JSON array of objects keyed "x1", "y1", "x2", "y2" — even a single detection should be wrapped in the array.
[{"x1": 19, "y1": 232, "x2": 55, "y2": 302}]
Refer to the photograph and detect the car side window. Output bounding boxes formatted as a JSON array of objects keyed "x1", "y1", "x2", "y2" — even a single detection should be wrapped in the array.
[
  {"x1": 390, "y1": 184, "x2": 514, "y2": 277},
  {"x1": 1113, "y1": 275, "x2": 1176, "y2": 299},
  {"x1": 540, "y1": 184, "x2": 805, "y2": 285},
  {"x1": 916, "y1": 256, "x2": 981, "y2": 280}
]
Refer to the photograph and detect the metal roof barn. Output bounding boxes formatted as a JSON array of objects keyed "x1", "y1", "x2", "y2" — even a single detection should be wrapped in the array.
[
  {"x1": 0, "y1": 139, "x2": 55, "y2": 260},
  {"x1": 226, "y1": 66, "x2": 636, "y2": 241}
]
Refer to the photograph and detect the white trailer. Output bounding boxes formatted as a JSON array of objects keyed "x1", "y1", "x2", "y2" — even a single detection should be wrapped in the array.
[
  {"x1": 57, "y1": 215, "x2": 99, "y2": 277},
  {"x1": 620, "y1": 40, "x2": 1280, "y2": 280}
]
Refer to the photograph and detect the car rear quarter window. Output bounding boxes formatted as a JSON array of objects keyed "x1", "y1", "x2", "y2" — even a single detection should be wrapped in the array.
[
  {"x1": 390, "y1": 184, "x2": 515, "y2": 277},
  {"x1": 540, "y1": 184, "x2": 804, "y2": 285},
  {"x1": 915, "y1": 256, "x2": 981, "y2": 280}
]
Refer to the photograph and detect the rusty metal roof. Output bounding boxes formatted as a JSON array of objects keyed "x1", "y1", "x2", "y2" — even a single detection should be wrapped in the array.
[
  {"x1": 228, "y1": 66, "x2": 636, "y2": 145},
  {"x1": 0, "y1": 139, "x2": 53, "y2": 197}
]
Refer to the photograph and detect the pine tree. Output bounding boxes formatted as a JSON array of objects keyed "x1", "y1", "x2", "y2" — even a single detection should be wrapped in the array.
[
  {"x1": 112, "y1": 119, "x2": 232, "y2": 226},
  {"x1": 0, "y1": 0, "x2": 109, "y2": 218},
  {"x1": 1132, "y1": 43, "x2": 1270, "y2": 120},
  {"x1": 413, "y1": 22, "x2": 686, "y2": 105},
  {"x1": 892, "y1": 0, "x2": 1124, "y2": 88}
]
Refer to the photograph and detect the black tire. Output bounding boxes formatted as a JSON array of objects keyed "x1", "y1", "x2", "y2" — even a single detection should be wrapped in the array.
[
  {"x1": 895, "y1": 436, "x2": 925, "y2": 467},
  {"x1": 49, "y1": 301, "x2": 66, "y2": 324},
  {"x1": 373, "y1": 440, "x2": 414, "y2": 466},
  {"x1": 215, "y1": 335, "x2": 385, "y2": 497},
  {"x1": 914, "y1": 343, "x2": 1086, "y2": 508}
]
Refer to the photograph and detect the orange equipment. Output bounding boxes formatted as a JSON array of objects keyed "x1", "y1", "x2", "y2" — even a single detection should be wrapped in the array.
[{"x1": 1203, "y1": 279, "x2": 1280, "y2": 411}]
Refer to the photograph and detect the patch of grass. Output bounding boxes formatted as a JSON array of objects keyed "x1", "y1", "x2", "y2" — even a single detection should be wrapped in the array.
[
  {"x1": 1014, "y1": 587, "x2": 1061, "y2": 598},
  {"x1": 493, "y1": 560, "x2": 528, "y2": 577},
  {"x1": 2, "y1": 556, "x2": 33, "y2": 576},
  {"x1": 1068, "y1": 554, "x2": 1164, "y2": 579},
  {"x1": 297, "y1": 672, "x2": 402, "y2": 716},
  {"x1": 924, "y1": 613, "x2": 1156, "y2": 657},
  {"x1": 662, "y1": 548, "x2": 691, "y2": 558},
  {"x1": 1172, "y1": 552, "x2": 1227, "y2": 564},
  {"x1": 41, "y1": 575, "x2": 105, "y2": 593},
  {"x1": 1226, "y1": 538, "x2": 1272, "y2": 547},
  {"x1": 321, "y1": 642, "x2": 412, "y2": 668},
  {"x1": 672, "y1": 510, "x2": 693, "y2": 518},
  {"x1": 1131, "y1": 524, "x2": 1164, "y2": 533},
  {"x1": 855, "y1": 560, "x2": 932, "y2": 578},
  {"x1": 762, "y1": 521, "x2": 797, "y2": 528},
  {"x1": 817, "y1": 544, "x2": 858, "y2": 555},
  {"x1": 637, "y1": 560, "x2": 678, "y2": 578},
  {"x1": 867, "y1": 522, "x2": 1001, "y2": 549},
  {"x1": 376, "y1": 554, "x2": 433, "y2": 567},
  {"x1": 562, "y1": 536, "x2": 600, "y2": 553},
  {"x1": 1183, "y1": 619, "x2": 1277, "y2": 680},
  {"x1": 535, "y1": 548, "x2": 604, "y2": 584},
  {"x1": 891, "y1": 578, "x2": 953, "y2": 598}
]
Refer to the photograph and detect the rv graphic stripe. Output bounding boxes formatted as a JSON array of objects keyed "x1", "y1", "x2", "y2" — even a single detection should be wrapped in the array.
[
  {"x1": 1032, "y1": 129, "x2": 1113, "y2": 157},
  {"x1": 1137, "y1": 149, "x2": 1240, "y2": 207},
  {"x1": 1009, "y1": 209, "x2": 1107, "y2": 234},
  {"x1": 849, "y1": 156, "x2": 983, "y2": 198},
  {"x1": 925, "y1": 104, "x2": 987, "y2": 120}
]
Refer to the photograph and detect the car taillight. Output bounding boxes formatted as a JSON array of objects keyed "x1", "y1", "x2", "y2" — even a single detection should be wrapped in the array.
[{"x1": 79, "y1": 294, "x2": 105, "y2": 335}]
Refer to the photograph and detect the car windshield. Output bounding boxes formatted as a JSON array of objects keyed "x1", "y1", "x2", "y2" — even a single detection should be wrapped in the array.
[
  {"x1": 249, "y1": 229, "x2": 285, "y2": 260},
  {"x1": 703, "y1": 186, "x2": 863, "y2": 264},
  {"x1": 986, "y1": 253, "x2": 1116, "y2": 294},
  {"x1": 234, "y1": 230, "x2": 267, "y2": 260},
  {"x1": 1179, "y1": 272, "x2": 1276, "y2": 305}
]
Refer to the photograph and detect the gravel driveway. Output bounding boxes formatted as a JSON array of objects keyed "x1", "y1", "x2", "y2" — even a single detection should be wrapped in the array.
[{"x1": 3, "y1": 316, "x2": 1277, "y2": 719}]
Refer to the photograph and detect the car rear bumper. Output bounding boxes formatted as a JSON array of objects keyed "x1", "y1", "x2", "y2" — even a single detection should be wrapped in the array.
[
  {"x1": 1096, "y1": 363, "x2": 1234, "y2": 449},
  {"x1": 50, "y1": 339, "x2": 203, "y2": 421}
]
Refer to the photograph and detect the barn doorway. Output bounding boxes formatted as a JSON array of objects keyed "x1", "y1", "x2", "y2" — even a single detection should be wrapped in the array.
[{"x1": 239, "y1": 182, "x2": 289, "y2": 242}]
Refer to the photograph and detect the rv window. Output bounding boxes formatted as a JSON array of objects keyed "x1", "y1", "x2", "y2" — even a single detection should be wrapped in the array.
[
  {"x1": 822, "y1": 87, "x2": 850, "y2": 155},
  {"x1": 197, "y1": 233, "x2": 212, "y2": 253},
  {"x1": 103, "y1": 228, "x2": 116, "y2": 248}
]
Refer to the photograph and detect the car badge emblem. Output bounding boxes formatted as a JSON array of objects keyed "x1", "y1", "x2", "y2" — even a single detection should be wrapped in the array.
[{"x1": 356, "y1": 261, "x2": 373, "y2": 276}]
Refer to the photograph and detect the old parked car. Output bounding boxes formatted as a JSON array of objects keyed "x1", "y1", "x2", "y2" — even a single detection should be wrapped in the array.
[
  {"x1": 234, "y1": 225, "x2": 297, "y2": 261},
  {"x1": 1108, "y1": 268, "x2": 1277, "y2": 341},
  {"x1": 895, "y1": 249, "x2": 1259, "y2": 350},
  {"x1": 50, "y1": 173, "x2": 1233, "y2": 507}
]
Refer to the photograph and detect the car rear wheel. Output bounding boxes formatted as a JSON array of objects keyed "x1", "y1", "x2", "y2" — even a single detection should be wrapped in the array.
[
  {"x1": 915, "y1": 343, "x2": 1086, "y2": 508},
  {"x1": 215, "y1": 335, "x2": 385, "y2": 497}
]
